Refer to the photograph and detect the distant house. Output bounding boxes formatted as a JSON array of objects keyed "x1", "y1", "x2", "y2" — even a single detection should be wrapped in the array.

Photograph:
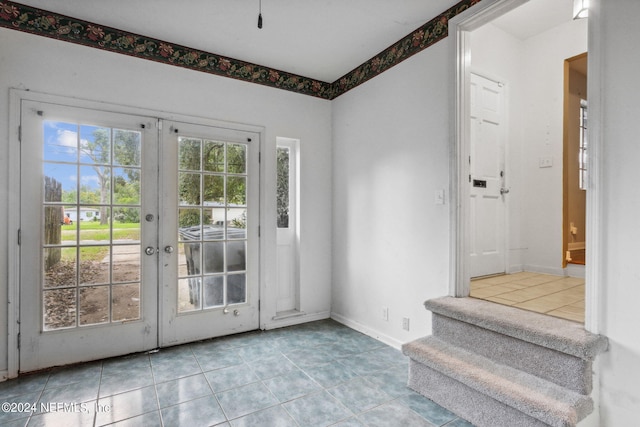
[{"x1": 64, "y1": 208, "x2": 101, "y2": 223}]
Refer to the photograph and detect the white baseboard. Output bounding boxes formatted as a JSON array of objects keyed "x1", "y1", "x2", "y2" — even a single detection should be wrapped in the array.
[
  {"x1": 565, "y1": 263, "x2": 586, "y2": 278},
  {"x1": 523, "y1": 264, "x2": 566, "y2": 277},
  {"x1": 330, "y1": 312, "x2": 404, "y2": 350},
  {"x1": 262, "y1": 310, "x2": 330, "y2": 330}
]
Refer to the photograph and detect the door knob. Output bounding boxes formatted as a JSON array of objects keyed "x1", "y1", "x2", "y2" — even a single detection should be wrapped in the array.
[
  {"x1": 145, "y1": 246, "x2": 156, "y2": 255},
  {"x1": 500, "y1": 188, "x2": 510, "y2": 195},
  {"x1": 164, "y1": 246, "x2": 174, "y2": 254}
]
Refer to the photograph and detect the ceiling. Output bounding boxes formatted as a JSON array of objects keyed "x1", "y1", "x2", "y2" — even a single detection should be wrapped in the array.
[{"x1": 13, "y1": 0, "x2": 575, "y2": 83}]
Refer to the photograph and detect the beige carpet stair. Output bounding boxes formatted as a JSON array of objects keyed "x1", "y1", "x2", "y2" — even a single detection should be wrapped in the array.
[{"x1": 402, "y1": 297, "x2": 608, "y2": 427}]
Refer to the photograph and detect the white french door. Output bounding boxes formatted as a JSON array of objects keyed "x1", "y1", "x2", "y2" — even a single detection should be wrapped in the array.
[
  {"x1": 159, "y1": 121, "x2": 260, "y2": 346},
  {"x1": 19, "y1": 99, "x2": 260, "y2": 372},
  {"x1": 469, "y1": 73, "x2": 508, "y2": 278}
]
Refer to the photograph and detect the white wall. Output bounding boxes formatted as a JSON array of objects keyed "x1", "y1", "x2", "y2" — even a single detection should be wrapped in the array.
[
  {"x1": 0, "y1": 28, "x2": 333, "y2": 374},
  {"x1": 471, "y1": 18, "x2": 587, "y2": 275},
  {"x1": 520, "y1": 19, "x2": 587, "y2": 274},
  {"x1": 597, "y1": 0, "x2": 640, "y2": 423},
  {"x1": 331, "y1": 42, "x2": 451, "y2": 347}
]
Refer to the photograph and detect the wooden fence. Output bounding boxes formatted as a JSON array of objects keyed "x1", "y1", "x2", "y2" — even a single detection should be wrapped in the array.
[{"x1": 44, "y1": 176, "x2": 62, "y2": 270}]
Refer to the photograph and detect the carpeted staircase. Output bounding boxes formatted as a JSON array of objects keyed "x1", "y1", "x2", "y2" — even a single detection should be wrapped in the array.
[{"x1": 402, "y1": 297, "x2": 608, "y2": 427}]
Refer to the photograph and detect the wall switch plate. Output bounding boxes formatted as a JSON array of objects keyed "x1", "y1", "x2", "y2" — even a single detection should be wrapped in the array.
[
  {"x1": 402, "y1": 317, "x2": 410, "y2": 331},
  {"x1": 539, "y1": 156, "x2": 553, "y2": 168}
]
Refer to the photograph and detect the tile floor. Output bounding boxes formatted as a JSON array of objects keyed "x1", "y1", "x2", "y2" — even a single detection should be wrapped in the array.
[
  {"x1": 0, "y1": 320, "x2": 474, "y2": 427},
  {"x1": 470, "y1": 272, "x2": 585, "y2": 323}
]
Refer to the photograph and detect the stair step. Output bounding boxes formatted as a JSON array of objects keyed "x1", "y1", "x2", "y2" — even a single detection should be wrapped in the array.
[
  {"x1": 425, "y1": 297, "x2": 608, "y2": 360},
  {"x1": 403, "y1": 336, "x2": 593, "y2": 427},
  {"x1": 432, "y1": 313, "x2": 592, "y2": 394}
]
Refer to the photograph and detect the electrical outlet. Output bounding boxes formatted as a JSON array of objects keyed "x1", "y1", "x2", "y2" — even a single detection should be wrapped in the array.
[
  {"x1": 382, "y1": 307, "x2": 389, "y2": 321},
  {"x1": 402, "y1": 317, "x2": 410, "y2": 331}
]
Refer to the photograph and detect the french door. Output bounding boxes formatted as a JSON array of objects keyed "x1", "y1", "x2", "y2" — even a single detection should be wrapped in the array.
[
  {"x1": 159, "y1": 121, "x2": 260, "y2": 346},
  {"x1": 19, "y1": 100, "x2": 259, "y2": 372}
]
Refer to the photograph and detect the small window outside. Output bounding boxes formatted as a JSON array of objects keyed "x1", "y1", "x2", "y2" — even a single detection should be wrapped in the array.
[
  {"x1": 579, "y1": 99, "x2": 588, "y2": 191},
  {"x1": 277, "y1": 146, "x2": 290, "y2": 228}
]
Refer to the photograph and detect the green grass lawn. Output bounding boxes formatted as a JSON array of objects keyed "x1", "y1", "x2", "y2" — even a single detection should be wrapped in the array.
[
  {"x1": 59, "y1": 222, "x2": 141, "y2": 261},
  {"x1": 62, "y1": 221, "x2": 140, "y2": 241}
]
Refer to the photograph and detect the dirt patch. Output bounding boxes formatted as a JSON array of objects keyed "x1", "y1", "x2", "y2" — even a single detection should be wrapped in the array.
[{"x1": 43, "y1": 261, "x2": 141, "y2": 330}]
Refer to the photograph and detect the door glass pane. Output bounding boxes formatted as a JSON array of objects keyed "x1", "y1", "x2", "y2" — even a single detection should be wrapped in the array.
[
  {"x1": 177, "y1": 136, "x2": 250, "y2": 312},
  {"x1": 277, "y1": 146, "x2": 290, "y2": 228},
  {"x1": 42, "y1": 120, "x2": 143, "y2": 330}
]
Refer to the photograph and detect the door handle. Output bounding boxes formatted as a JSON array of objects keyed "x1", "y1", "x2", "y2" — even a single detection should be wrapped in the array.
[
  {"x1": 500, "y1": 188, "x2": 510, "y2": 195},
  {"x1": 145, "y1": 246, "x2": 156, "y2": 256},
  {"x1": 164, "y1": 245, "x2": 174, "y2": 254}
]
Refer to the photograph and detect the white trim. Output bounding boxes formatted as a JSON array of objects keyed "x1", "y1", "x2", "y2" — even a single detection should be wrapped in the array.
[
  {"x1": 584, "y1": 0, "x2": 603, "y2": 334},
  {"x1": 264, "y1": 310, "x2": 330, "y2": 330},
  {"x1": 449, "y1": 0, "x2": 529, "y2": 297},
  {"x1": 330, "y1": 312, "x2": 404, "y2": 350},
  {"x1": 8, "y1": 90, "x2": 22, "y2": 379}
]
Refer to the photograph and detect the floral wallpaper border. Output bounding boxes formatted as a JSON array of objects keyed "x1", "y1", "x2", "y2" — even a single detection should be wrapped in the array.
[{"x1": 0, "y1": 0, "x2": 481, "y2": 100}]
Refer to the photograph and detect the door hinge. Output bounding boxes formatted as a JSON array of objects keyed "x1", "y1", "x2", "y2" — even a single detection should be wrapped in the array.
[
  {"x1": 258, "y1": 226, "x2": 261, "y2": 237},
  {"x1": 259, "y1": 152, "x2": 261, "y2": 163},
  {"x1": 17, "y1": 229, "x2": 21, "y2": 245},
  {"x1": 469, "y1": 174, "x2": 471, "y2": 183},
  {"x1": 17, "y1": 332, "x2": 20, "y2": 350},
  {"x1": 18, "y1": 125, "x2": 21, "y2": 143}
]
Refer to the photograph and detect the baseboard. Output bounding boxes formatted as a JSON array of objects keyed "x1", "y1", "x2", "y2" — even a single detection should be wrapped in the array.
[
  {"x1": 262, "y1": 310, "x2": 330, "y2": 330},
  {"x1": 523, "y1": 264, "x2": 566, "y2": 276},
  {"x1": 565, "y1": 263, "x2": 586, "y2": 278},
  {"x1": 330, "y1": 312, "x2": 404, "y2": 350},
  {"x1": 0, "y1": 370, "x2": 9, "y2": 383}
]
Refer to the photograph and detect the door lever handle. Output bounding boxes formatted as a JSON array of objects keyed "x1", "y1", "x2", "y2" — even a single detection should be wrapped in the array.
[{"x1": 500, "y1": 188, "x2": 510, "y2": 195}]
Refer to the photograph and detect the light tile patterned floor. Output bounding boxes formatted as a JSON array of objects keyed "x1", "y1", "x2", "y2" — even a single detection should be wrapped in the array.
[
  {"x1": 0, "y1": 320, "x2": 474, "y2": 427},
  {"x1": 471, "y1": 272, "x2": 585, "y2": 323}
]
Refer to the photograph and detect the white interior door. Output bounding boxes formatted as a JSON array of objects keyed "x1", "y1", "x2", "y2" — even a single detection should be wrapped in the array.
[
  {"x1": 19, "y1": 100, "x2": 159, "y2": 372},
  {"x1": 159, "y1": 121, "x2": 260, "y2": 346},
  {"x1": 469, "y1": 73, "x2": 508, "y2": 278}
]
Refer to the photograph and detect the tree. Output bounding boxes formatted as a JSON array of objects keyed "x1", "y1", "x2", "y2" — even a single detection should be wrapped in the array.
[{"x1": 80, "y1": 127, "x2": 141, "y2": 225}]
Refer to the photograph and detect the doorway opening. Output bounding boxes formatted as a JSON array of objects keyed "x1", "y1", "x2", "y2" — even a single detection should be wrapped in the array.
[{"x1": 451, "y1": 0, "x2": 591, "y2": 325}]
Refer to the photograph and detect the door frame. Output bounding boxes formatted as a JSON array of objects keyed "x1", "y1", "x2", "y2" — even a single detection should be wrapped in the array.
[
  {"x1": 7, "y1": 90, "x2": 266, "y2": 377},
  {"x1": 449, "y1": 0, "x2": 603, "y2": 333}
]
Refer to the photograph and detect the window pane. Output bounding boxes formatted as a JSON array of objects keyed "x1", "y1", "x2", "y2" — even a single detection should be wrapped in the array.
[
  {"x1": 179, "y1": 278, "x2": 201, "y2": 312},
  {"x1": 114, "y1": 167, "x2": 141, "y2": 205},
  {"x1": 112, "y1": 283, "x2": 141, "y2": 322},
  {"x1": 79, "y1": 286, "x2": 110, "y2": 326},
  {"x1": 203, "y1": 141, "x2": 225, "y2": 172},
  {"x1": 227, "y1": 144, "x2": 246, "y2": 174},
  {"x1": 203, "y1": 175, "x2": 224, "y2": 205},
  {"x1": 113, "y1": 129, "x2": 141, "y2": 167},
  {"x1": 203, "y1": 276, "x2": 224, "y2": 308},
  {"x1": 227, "y1": 274, "x2": 246, "y2": 304},
  {"x1": 227, "y1": 241, "x2": 246, "y2": 272},
  {"x1": 44, "y1": 247, "x2": 77, "y2": 288},
  {"x1": 179, "y1": 138, "x2": 201, "y2": 171},
  {"x1": 79, "y1": 125, "x2": 111, "y2": 165},
  {"x1": 44, "y1": 288, "x2": 77, "y2": 330},
  {"x1": 277, "y1": 147, "x2": 290, "y2": 228},
  {"x1": 44, "y1": 121, "x2": 78, "y2": 163},
  {"x1": 204, "y1": 241, "x2": 224, "y2": 274}
]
